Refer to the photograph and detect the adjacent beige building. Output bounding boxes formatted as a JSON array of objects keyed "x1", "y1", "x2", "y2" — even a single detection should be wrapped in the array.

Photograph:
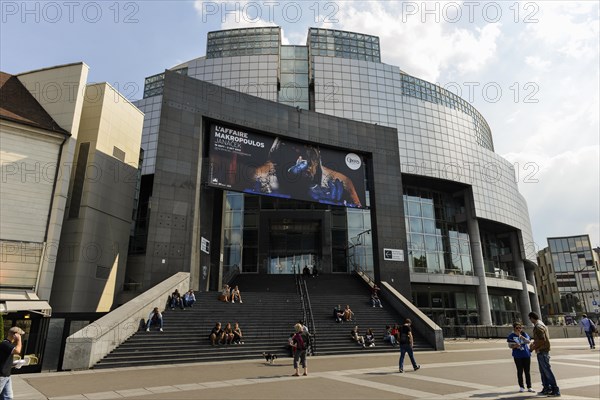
[
  {"x1": 1, "y1": 63, "x2": 143, "y2": 372},
  {"x1": 51, "y1": 83, "x2": 144, "y2": 312}
]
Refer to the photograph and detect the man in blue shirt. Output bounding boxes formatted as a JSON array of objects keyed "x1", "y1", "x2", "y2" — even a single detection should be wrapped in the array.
[{"x1": 579, "y1": 314, "x2": 596, "y2": 349}]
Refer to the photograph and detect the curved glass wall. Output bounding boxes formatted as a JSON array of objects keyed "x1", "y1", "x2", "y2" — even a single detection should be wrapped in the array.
[
  {"x1": 401, "y1": 74, "x2": 493, "y2": 151},
  {"x1": 403, "y1": 187, "x2": 473, "y2": 276}
]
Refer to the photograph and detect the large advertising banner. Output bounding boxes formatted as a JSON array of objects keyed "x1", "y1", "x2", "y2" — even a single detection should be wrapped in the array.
[{"x1": 207, "y1": 123, "x2": 366, "y2": 208}]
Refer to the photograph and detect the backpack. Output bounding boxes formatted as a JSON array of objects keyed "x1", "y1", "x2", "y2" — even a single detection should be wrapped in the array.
[{"x1": 399, "y1": 333, "x2": 409, "y2": 345}]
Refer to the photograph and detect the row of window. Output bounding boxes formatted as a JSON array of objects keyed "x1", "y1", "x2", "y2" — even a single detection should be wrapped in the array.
[{"x1": 401, "y1": 74, "x2": 493, "y2": 151}]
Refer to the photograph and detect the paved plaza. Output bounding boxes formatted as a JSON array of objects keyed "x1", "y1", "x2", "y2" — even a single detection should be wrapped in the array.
[{"x1": 14, "y1": 338, "x2": 600, "y2": 400}]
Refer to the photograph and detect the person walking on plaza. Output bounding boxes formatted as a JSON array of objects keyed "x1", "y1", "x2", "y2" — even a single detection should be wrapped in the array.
[
  {"x1": 507, "y1": 322, "x2": 535, "y2": 393},
  {"x1": 578, "y1": 314, "x2": 596, "y2": 349},
  {"x1": 398, "y1": 318, "x2": 420, "y2": 373},
  {"x1": 291, "y1": 323, "x2": 308, "y2": 376},
  {"x1": 528, "y1": 312, "x2": 560, "y2": 396},
  {"x1": 0, "y1": 327, "x2": 24, "y2": 400}
]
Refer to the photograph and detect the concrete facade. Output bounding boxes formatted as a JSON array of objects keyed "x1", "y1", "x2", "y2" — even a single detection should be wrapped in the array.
[{"x1": 51, "y1": 83, "x2": 144, "y2": 312}]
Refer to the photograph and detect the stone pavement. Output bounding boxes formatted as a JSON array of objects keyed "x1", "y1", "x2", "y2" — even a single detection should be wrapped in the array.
[{"x1": 13, "y1": 338, "x2": 600, "y2": 399}]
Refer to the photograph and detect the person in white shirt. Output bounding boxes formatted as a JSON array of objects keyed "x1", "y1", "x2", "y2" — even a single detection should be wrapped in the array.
[{"x1": 183, "y1": 290, "x2": 196, "y2": 308}]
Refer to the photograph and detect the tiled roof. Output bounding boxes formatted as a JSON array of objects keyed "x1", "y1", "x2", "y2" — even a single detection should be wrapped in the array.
[{"x1": 0, "y1": 71, "x2": 69, "y2": 136}]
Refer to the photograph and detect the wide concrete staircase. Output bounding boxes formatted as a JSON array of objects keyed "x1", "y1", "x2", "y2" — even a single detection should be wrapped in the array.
[
  {"x1": 94, "y1": 273, "x2": 433, "y2": 368},
  {"x1": 94, "y1": 275, "x2": 302, "y2": 369},
  {"x1": 303, "y1": 274, "x2": 432, "y2": 355}
]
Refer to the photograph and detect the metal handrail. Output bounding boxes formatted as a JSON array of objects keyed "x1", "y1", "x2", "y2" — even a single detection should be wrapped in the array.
[
  {"x1": 302, "y1": 279, "x2": 317, "y2": 355},
  {"x1": 223, "y1": 265, "x2": 240, "y2": 286}
]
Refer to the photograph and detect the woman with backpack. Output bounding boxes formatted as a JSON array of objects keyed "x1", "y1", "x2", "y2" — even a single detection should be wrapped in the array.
[{"x1": 291, "y1": 323, "x2": 308, "y2": 376}]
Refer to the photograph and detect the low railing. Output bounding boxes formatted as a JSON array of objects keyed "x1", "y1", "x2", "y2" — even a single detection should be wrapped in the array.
[
  {"x1": 485, "y1": 272, "x2": 520, "y2": 281},
  {"x1": 410, "y1": 267, "x2": 474, "y2": 276},
  {"x1": 465, "y1": 325, "x2": 589, "y2": 340}
]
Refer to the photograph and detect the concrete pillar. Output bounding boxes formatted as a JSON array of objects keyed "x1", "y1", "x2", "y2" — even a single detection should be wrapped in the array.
[
  {"x1": 526, "y1": 268, "x2": 542, "y2": 317},
  {"x1": 464, "y1": 192, "x2": 492, "y2": 325},
  {"x1": 510, "y1": 232, "x2": 533, "y2": 326}
]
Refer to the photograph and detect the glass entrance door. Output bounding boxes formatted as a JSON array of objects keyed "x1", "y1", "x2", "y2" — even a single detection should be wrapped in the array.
[{"x1": 269, "y1": 219, "x2": 321, "y2": 274}]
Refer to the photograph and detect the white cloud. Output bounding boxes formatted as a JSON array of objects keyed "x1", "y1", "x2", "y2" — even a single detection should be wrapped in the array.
[
  {"x1": 524, "y1": 2, "x2": 599, "y2": 60},
  {"x1": 504, "y1": 146, "x2": 600, "y2": 248},
  {"x1": 318, "y1": 2, "x2": 501, "y2": 81},
  {"x1": 525, "y1": 56, "x2": 551, "y2": 71}
]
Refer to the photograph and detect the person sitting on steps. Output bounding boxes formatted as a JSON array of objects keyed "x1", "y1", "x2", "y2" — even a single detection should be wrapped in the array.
[
  {"x1": 333, "y1": 305, "x2": 344, "y2": 323},
  {"x1": 146, "y1": 307, "x2": 163, "y2": 332},
  {"x1": 223, "y1": 322, "x2": 235, "y2": 345},
  {"x1": 351, "y1": 325, "x2": 365, "y2": 347},
  {"x1": 231, "y1": 286, "x2": 243, "y2": 303},
  {"x1": 384, "y1": 325, "x2": 397, "y2": 346},
  {"x1": 209, "y1": 322, "x2": 224, "y2": 345},
  {"x1": 219, "y1": 285, "x2": 231, "y2": 302},
  {"x1": 183, "y1": 289, "x2": 196, "y2": 308},
  {"x1": 233, "y1": 322, "x2": 244, "y2": 344},
  {"x1": 343, "y1": 304, "x2": 354, "y2": 321},
  {"x1": 170, "y1": 289, "x2": 184, "y2": 310},
  {"x1": 371, "y1": 292, "x2": 383, "y2": 308},
  {"x1": 364, "y1": 328, "x2": 376, "y2": 347}
]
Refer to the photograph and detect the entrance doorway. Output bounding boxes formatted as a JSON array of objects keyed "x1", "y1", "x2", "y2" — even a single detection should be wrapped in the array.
[{"x1": 268, "y1": 219, "x2": 321, "y2": 274}]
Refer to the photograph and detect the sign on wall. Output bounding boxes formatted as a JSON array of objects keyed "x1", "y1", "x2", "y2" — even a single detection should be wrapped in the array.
[
  {"x1": 384, "y1": 248, "x2": 404, "y2": 262},
  {"x1": 200, "y1": 237, "x2": 210, "y2": 254},
  {"x1": 207, "y1": 123, "x2": 366, "y2": 208}
]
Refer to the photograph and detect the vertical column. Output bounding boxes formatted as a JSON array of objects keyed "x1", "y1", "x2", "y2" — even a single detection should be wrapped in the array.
[
  {"x1": 464, "y1": 192, "x2": 492, "y2": 325},
  {"x1": 510, "y1": 232, "x2": 533, "y2": 326},
  {"x1": 526, "y1": 268, "x2": 542, "y2": 317}
]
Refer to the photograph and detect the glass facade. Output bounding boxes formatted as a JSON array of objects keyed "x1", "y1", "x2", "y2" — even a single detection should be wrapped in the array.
[
  {"x1": 548, "y1": 235, "x2": 600, "y2": 314},
  {"x1": 481, "y1": 232, "x2": 516, "y2": 280},
  {"x1": 143, "y1": 68, "x2": 187, "y2": 99},
  {"x1": 401, "y1": 74, "x2": 493, "y2": 151},
  {"x1": 206, "y1": 27, "x2": 280, "y2": 58},
  {"x1": 403, "y1": 187, "x2": 473, "y2": 276},
  {"x1": 307, "y1": 28, "x2": 381, "y2": 62},
  {"x1": 489, "y1": 294, "x2": 521, "y2": 325},
  {"x1": 279, "y1": 46, "x2": 309, "y2": 109},
  {"x1": 223, "y1": 192, "x2": 244, "y2": 276},
  {"x1": 412, "y1": 285, "x2": 479, "y2": 330}
]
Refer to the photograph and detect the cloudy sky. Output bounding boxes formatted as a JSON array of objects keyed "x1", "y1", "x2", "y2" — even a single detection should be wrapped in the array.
[{"x1": 2, "y1": 1, "x2": 598, "y2": 251}]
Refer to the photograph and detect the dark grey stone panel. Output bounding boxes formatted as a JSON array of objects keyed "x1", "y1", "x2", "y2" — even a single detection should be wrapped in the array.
[{"x1": 142, "y1": 71, "x2": 410, "y2": 296}]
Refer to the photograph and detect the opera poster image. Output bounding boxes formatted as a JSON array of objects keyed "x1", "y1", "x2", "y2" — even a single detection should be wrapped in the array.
[{"x1": 208, "y1": 124, "x2": 366, "y2": 208}]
